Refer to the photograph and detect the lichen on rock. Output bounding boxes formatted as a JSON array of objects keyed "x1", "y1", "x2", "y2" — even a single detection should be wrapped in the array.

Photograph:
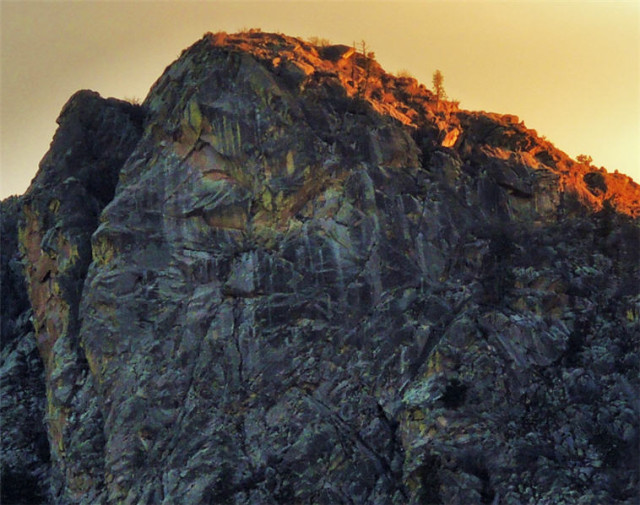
[{"x1": 2, "y1": 31, "x2": 639, "y2": 505}]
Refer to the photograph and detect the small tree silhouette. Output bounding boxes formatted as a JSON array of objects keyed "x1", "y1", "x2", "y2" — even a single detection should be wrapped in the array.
[
  {"x1": 352, "y1": 40, "x2": 373, "y2": 99},
  {"x1": 576, "y1": 154, "x2": 593, "y2": 165},
  {"x1": 432, "y1": 69, "x2": 447, "y2": 108}
]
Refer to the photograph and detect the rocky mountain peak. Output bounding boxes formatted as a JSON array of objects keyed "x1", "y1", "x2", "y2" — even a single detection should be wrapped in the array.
[
  {"x1": 1, "y1": 30, "x2": 638, "y2": 505},
  {"x1": 143, "y1": 30, "x2": 639, "y2": 219}
]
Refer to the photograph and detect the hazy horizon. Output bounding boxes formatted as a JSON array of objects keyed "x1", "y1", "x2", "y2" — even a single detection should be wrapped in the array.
[{"x1": 1, "y1": 1, "x2": 638, "y2": 198}]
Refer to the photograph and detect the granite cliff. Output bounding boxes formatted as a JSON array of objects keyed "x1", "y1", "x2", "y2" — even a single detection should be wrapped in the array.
[{"x1": 2, "y1": 31, "x2": 639, "y2": 504}]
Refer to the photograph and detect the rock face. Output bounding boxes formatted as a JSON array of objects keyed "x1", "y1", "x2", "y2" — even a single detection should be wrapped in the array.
[
  {"x1": 2, "y1": 90, "x2": 144, "y2": 504},
  {"x1": 1, "y1": 196, "x2": 50, "y2": 504},
  {"x1": 2, "y1": 31, "x2": 639, "y2": 504}
]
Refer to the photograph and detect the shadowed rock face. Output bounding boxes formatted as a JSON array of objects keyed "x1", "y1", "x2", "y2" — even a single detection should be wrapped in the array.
[
  {"x1": 2, "y1": 90, "x2": 144, "y2": 504},
  {"x1": 2, "y1": 31, "x2": 639, "y2": 504},
  {"x1": 1, "y1": 196, "x2": 50, "y2": 505}
]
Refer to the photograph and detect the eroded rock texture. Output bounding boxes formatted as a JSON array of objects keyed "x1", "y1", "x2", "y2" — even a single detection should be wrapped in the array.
[
  {"x1": 2, "y1": 90, "x2": 143, "y2": 504},
  {"x1": 1, "y1": 196, "x2": 50, "y2": 504},
  {"x1": 2, "y1": 31, "x2": 639, "y2": 504}
]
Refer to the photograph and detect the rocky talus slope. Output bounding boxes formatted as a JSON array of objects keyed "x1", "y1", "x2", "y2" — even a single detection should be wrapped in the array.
[{"x1": 1, "y1": 31, "x2": 639, "y2": 504}]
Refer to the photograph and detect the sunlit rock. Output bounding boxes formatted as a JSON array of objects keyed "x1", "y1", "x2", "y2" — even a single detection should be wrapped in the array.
[{"x1": 2, "y1": 31, "x2": 639, "y2": 505}]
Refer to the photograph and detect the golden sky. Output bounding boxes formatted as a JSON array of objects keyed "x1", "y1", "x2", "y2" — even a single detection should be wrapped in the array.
[{"x1": 1, "y1": 1, "x2": 638, "y2": 198}]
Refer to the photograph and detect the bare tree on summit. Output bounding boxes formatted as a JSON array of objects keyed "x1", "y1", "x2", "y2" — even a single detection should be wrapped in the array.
[{"x1": 432, "y1": 69, "x2": 447, "y2": 109}]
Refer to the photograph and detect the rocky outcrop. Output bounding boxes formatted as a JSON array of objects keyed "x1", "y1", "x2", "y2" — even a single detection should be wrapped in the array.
[
  {"x1": 1, "y1": 196, "x2": 50, "y2": 504},
  {"x1": 3, "y1": 90, "x2": 144, "y2": 503},
  {"x1": 2, "y1": 31, "x2": 639, "y2": 504}
]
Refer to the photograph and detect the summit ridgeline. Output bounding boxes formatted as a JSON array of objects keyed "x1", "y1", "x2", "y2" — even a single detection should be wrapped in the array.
[
  {"x1": 2, "y1": 31, "x2": 639, "y2": 504},
  {"x1": 145, "y1": 30, "x2": 638, "y2": 217}
]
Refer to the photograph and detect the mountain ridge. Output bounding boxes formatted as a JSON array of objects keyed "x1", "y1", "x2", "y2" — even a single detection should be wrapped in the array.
[
  {"x1": 150, "y1": 30, "x2": 638, "y2": 218},
  {"x1": 1, "y1": 31, "x2": 638, "y2": 504}
]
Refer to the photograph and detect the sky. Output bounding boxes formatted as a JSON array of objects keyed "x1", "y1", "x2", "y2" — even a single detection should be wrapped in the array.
[{"x1": 1, "y1": 0, "x2": 638, "y2": 199}]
